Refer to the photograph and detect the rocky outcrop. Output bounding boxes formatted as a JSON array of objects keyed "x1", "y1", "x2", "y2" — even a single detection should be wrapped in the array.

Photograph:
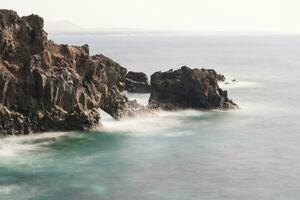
[
  {"x1": 0, "y1": 9, "x2": 134, "y2": 136},
  {"x1": 0, "y1": 105, "x2": 30, "y2": 136},
  {"x1": 125, "y1": 71, "x2": 150, "y2": 93},
  {"x1": 149, "y1": 66, "x2": 237, "y2": 110},
  {"x1": 0, "y1": 9, "x2": 238, "y2": 136},
  {"x1": 206, "y1": 69, "x2": 226, "y2": 82}
]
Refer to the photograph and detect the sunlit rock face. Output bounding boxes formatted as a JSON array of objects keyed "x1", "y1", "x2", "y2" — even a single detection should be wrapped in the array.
[{"x1": 0, "y1": 9, "x2": 132, "y2": 135}]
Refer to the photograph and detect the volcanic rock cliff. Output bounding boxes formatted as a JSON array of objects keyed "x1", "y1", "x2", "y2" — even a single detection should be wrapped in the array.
[
  {"x1": 0, "y1": 9, "x2": 238, "y2": 136},
  {"x1": 149, "y1": 66, "x2": 237, "y2": 110},
  {"x1": 0, "y1": 9, "x2": 135, "y2": 136}
]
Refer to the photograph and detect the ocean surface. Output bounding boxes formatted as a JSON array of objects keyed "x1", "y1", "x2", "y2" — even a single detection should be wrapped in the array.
[{"x1": 1, "y1": 33, "x2": 300, "y2": 200}]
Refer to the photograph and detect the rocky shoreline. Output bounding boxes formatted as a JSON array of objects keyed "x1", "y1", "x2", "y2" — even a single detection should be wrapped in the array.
[{"x1": 0, "y1": 9, "x2": 237, "y2": 136}]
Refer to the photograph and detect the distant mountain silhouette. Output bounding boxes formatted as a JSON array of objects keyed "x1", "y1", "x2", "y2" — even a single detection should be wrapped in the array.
[
  {"x1": 44, "y1": 20, "x2": 82, "y2": 33},
  {"x1": 45, "y1": 20, "x2": 143, "y2": 34}
]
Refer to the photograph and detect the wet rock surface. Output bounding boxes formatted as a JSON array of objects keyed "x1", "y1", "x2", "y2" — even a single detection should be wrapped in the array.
[
  {"x1": 149, "y1": 66, "x2": 237, "y2": 110},
  {"x1": 125, "y1": 71, "x2": 150, "y2": 93}
]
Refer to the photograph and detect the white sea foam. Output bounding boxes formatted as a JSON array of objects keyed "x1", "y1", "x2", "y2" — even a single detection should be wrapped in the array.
[
  {"x1": 0, "y1": 184, "x2": 21, "y2": 195},
  {"x1": 124, "y1": 91, "x2": 150, "y2": 106},
  {"x1": 0, "y1": 132, "x2": 72, "y2": 157},
  {"x1": 219, "y1": 80, "x2": 260, "y2": 89},
  {"x1": 102, "y1": 109, "x2": 208, "y2": 137}
]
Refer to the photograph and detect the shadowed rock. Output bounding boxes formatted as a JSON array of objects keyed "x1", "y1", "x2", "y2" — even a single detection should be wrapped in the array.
[
  {"x1": 125, "y1": 71, "x2": 150, "y2": 93},
  {"x1": 149, "y1": 66, "x2": 237, "y2": 110}
]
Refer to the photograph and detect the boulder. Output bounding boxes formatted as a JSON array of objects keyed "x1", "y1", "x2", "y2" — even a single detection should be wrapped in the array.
[
  {"x1": 125, "y1": 71, "x2": 150, "y2": 93},
  {"x1": 149, "y1": 66, "x2": 237, "y2": 110}
]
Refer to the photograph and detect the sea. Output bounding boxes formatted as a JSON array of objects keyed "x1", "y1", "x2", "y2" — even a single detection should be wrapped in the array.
[{"x1": 0, "y1": 32, "x2": 300, "y2": 200}]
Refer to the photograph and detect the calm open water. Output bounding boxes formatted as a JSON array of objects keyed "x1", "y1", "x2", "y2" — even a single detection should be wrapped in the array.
[{"x1": 0, "y1": 33, "x2": 300, "y2": 200}]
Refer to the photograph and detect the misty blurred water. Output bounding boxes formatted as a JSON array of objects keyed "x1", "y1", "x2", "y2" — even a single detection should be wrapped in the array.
[{"x1": 0, "y1": 33, "x2": 300, "y2": 200}]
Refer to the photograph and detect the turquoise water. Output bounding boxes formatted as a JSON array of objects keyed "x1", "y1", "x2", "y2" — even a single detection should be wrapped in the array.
[{"x1": 1, "y1": 34, "x2": 300, "y2": 199}]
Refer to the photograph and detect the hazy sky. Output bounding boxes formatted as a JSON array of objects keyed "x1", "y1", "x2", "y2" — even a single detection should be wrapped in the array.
[{"x1": 1, "y1": 0, "x2": 300, "y2": 33}]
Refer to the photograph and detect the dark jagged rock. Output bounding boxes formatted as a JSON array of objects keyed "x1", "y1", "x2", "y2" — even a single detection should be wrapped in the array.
[
  {"x1": 149, "y1": 66, "x2": 237, "y2": 110},
  {"x1": 0, "y1": 9, "x2": 134, "y2": 136},
  {"x1": 0, "y1": 105, "x2": 30, "y2": 136},
  {"x1": 0, "y1": 9, "x2": 238, "y2": 136},
  {"x1": 207, "y1": 69, "x2": 226, "y2": 82},
  {"x1": 125, "y1": 71, "x2": 150, "y2": 93}
]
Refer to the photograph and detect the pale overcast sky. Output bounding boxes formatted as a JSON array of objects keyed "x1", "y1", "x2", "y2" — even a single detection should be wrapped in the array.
[{"x1": 1, "y1": 0, "x2": 300, "y2": 33}]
